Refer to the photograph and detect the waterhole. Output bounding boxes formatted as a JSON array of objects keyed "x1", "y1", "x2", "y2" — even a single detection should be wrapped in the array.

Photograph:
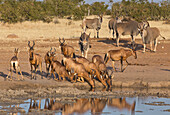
[{"x1": 0, "y1": 96, "x2": 170, "y2": 114}]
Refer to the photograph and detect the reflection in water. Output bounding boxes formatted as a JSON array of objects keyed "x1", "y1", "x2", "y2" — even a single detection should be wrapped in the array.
[
  {"x1": 28, "y1": 97, "x2": 136, "y2": 115},
  {"x1": 2, "y1": 97, "x2": 170, "y2": 114}
]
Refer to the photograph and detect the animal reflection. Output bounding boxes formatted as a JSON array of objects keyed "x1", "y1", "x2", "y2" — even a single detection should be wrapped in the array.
[{"x1": 28, "y1": 98, "x2": 136, "y2": 115}]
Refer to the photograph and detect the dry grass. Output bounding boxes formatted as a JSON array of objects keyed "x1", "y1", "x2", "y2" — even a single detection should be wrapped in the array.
[{"x1": 0, "y1": 15, "x2": 169, "y2": 42}]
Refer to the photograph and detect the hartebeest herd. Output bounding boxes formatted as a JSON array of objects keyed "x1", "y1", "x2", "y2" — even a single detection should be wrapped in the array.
[{"x1": 6, "y1": 15, "x2": 166, "y2": 89}]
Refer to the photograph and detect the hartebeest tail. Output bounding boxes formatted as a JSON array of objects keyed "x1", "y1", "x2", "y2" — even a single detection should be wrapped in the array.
[
  {"x1": 104, "y1": 53, "x2": 111, "y2": 65},
  {"x1": 6, "y1": 48, "x2": 24, "y2": 81},
  {"x1": 28, "y1": 41, "x2": 43, "y2": 80}
]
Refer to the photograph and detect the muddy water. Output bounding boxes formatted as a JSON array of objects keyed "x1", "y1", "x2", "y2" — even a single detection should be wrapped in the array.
[{"x1": 1, "y1": 96, "x2": 170, "y2": 114}]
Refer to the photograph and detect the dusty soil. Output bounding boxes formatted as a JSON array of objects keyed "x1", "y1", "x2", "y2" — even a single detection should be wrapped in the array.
[{"x1": 0, "y1": 16, "x2": 170, "y2": 106}]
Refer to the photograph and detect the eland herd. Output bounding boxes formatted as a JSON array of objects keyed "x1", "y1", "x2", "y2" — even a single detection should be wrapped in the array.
[{"x1": 6, "y1": 15, "x2": 166, "y2": 89}]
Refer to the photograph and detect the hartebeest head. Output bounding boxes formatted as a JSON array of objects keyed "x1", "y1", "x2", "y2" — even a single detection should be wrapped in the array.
[
  {"x1": 28, "y1": 41, "x2": 35, "y2": 60},
  {"x1": 59, "y1": 38, "x2": 65, "y2": 47},
  {"x1": 49, "y1": 47, "x2": 56, "y2": 62},
  {"x1": 14, "y1": 48, "x2": 19, "y2": 57}
]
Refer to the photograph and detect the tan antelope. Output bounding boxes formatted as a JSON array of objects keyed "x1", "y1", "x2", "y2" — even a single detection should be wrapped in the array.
[
  {"x1": 44, "y1": 48, "x2": 57, "y2": 77},
  {"x1": 104, "y1": 48, "x2": 137, "y2": 72},
  {"x1": 28, "y1": 41, "x2": 43, "y2": 80},
  {"x1": 49, "y1": 50, "x2": 74, "y2": 81},
  {"x1": 75, "y1": 56, "x2": 108, "y2": 88},
  {"x1": 92, "y1": 55, "x2": 109, "y2": 79},
  {"x1": 6, "y1": 48, "x2": 24, "y2": 81},
  {"x1": 59, "y1": 38, "x2": 75, "y2": 58},
  {"x1": 138, "y1": 21, "x2": 165, "y2": 52},
  {"x1": 92, "y1": 55, "x2": 114, "y2": 87},
  {"x1": 82, "y1": 15, "x2": 103, "y2": 38},
  {"x1": 63, "y1": 56, "x2": 95, "y2": 88}
]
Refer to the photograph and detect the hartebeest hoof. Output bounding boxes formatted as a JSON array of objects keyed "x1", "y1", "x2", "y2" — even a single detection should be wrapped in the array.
[
  {"x1": 54, "y1": 79, "x2": 58, "y2": 81},
  {"x1": 71, "y1": 80, "x2": 76, "y2": 83}
]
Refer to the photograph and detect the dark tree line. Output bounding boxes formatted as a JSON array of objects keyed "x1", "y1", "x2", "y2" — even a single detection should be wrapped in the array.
[{"x1": 0, "y1": 0, "x2": 169, "y2": 23}]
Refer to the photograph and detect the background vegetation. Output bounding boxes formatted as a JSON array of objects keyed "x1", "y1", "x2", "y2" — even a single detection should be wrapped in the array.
[{"x1": 0, "y1": 0, "x2": 169, "y2": 23}]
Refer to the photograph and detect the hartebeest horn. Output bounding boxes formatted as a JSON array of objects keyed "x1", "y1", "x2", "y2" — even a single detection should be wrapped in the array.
[
  {"x1": 62, "y1": 38, "x2": 65, "y2": 43},
  {"x1": 32, "y1": 41, "x2": 35, "y2": 47},
  {"x1": 59, "y1": 37, "x2": 61, "y2": 43},
  {"x1": 53, "y1": 48, "x2": 56, "y2": 53},
  {"x1": 28, "y1": 41, "x2": 31, "y2": 48}
]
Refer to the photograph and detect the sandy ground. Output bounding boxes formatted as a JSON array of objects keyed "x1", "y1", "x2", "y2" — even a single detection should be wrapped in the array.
[{"x1": 0, "y1": 15, "x2": 170, "y2": 105}]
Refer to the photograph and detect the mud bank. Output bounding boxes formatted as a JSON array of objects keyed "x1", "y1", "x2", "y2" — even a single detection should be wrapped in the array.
[{"x1": 1, "y1": 80, "x2": 170, "y2": 106}]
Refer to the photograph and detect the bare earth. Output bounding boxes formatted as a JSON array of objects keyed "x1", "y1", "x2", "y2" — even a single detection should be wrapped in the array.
[{"x1": 0, "y1": 15, "x2": 170, "y2": 104}]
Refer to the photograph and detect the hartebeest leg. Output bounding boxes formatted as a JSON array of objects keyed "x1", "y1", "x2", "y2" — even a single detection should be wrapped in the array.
[
  {"x1": 16, "y1": 67, "x2": 19, "y2": 80},
  {"x1": 30, "y1": 64, "x2": 33, "y2": 80},
  {"x1": 52, "y1": 72, "x2": 58, "y2": 81},
  {"x1": 120, "y1": 58, "x2": 123, "y2": 72},
  {"x1": 46, "y1": 63, "x2": 50, "y2": 77},
  {"x1": 18, "y1": 66, "x2": 24, "y2": 80},
  {"x1": 85, "y1": 50, "x2": 88, "y2": 58},
  {"x1": 143, "y1": 44, "x2": 146, "y2": 53},
  {"x1": 153, "y1": 39, "x2": 158, "y2": 52},
  {"x1": 6, "y1": 64, "x2": 12, "y2": 80},
  {"x1": 150, "y1": 41, "x2": 153, "y2": 51},
  {"x1": 81, "y1": 51, "x2": 84, "y2": 57},
  {"x1": 111, "y1": 61, "x2": 117, "y2": 72},
  {"x1": 10, "y1": 66, "x2": 13, "y2": 81},
  {"x1": 122, "y1": 60, "x2": 129, "y2": 72},
  {"x1": 34, "y1": 65, "x2": 37, "y2": 80},
  {"x1": 40, "y1": 63, "x2": 43, "y2": 79}
]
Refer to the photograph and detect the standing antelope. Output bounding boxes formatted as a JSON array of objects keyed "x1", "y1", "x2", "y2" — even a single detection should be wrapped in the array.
[
  {"x1": 75, "y1": 56, "x2": 108, "y2": 88},
  {"x1": 138, "y1": 22, "x2": 165, "y2": 52},
  {"x1": 104, "y1": 48, "x2": 137, "y2": 72},
  {"x1": 6, "y1": 48, "x2": 24, "y2": 81},
  {"x1": 44, "y1": 48, "x2": 57, "y2": 77},
  {"x1": 63, "y1": 57, "x2": 95, "y2": 88},
  {"x1": 28, "y1": 41, "x2": 43, "y2": 80},
  {"x1": 79, "y1": 32, "x2": 91, "y2": 58},
  {"x1": 82, "y1": 15, "x2": 103, "y2": 38},
  {"x1": 59, "y1": 38, "x2": 75, "y2": 58}
]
